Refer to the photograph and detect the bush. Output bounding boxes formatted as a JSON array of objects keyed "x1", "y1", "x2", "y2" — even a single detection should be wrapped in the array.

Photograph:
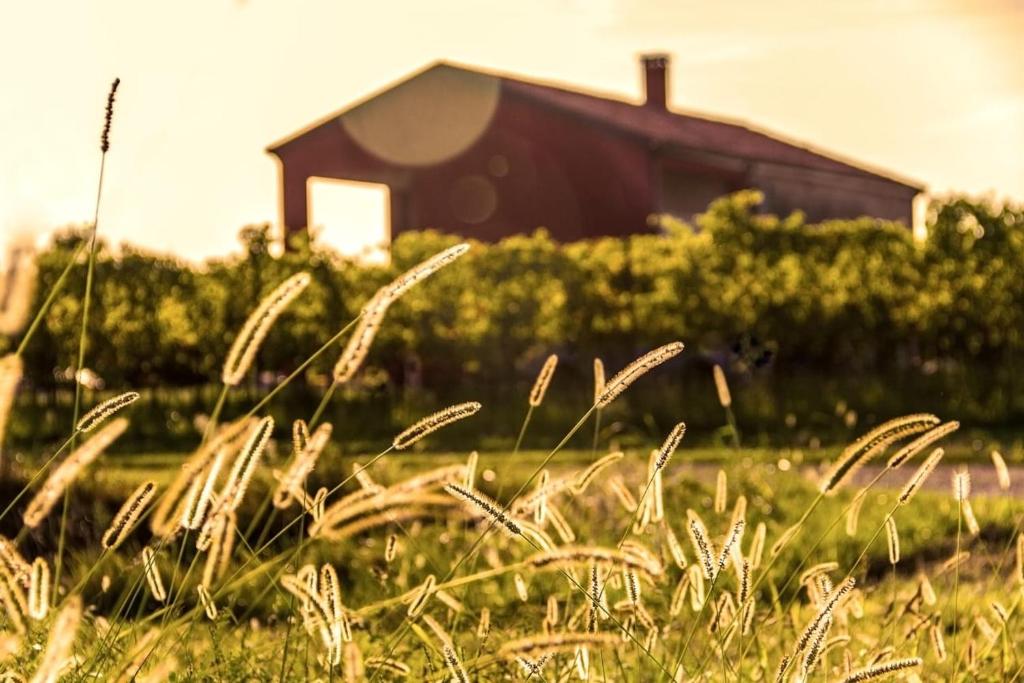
[{"x1": 4, "y1": 192, "x2": 1023, "y2": 448}]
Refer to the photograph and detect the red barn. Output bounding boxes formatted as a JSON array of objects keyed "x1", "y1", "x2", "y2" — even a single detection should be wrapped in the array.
[{"x1": 268, "y1": 55, "x2": 921, "y2": 244}]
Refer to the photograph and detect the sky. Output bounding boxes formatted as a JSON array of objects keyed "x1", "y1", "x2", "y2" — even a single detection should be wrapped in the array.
[{"x1": 2, "y1": 0, "x2": 1023, "y2": 263}]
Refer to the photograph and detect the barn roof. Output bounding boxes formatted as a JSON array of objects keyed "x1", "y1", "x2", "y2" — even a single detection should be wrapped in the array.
[{"x1": 268, "y1": 61, "x2": 922, "y2": 192}]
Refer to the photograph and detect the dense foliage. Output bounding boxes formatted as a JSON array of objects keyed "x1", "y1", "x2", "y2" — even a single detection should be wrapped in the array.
[{"x1": 4, "y1": 192, "x2": 1023, "y2": 447}]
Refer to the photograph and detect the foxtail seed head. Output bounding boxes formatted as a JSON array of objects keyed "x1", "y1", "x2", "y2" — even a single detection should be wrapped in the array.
[
  {"x1": 445, "y1": 483, "x2": 522, "y2": 538},
  {"x1": 655, "y1": 423, "x2": 686, "y2": 470},
  {"x1": 713, "y1": 364, "x2": 731, "y2": 407},
  {"x1": 221, "y1": 272, "x2": 311, "y2": 386},
  {"x1": 0, "y1": 354, "x2": 23, "y2": 451},
  {"x1": 839, "y1": 657, "x2": 922, "y2": 682},
  {"x1": 991, "y1": 450, "x2": 1011, "y2": 491},
  {"x1": 393, "y1": 402, "x2": 481, "y2": 450},
  {"x1": 333, "y1": 244, "x2": 469, "y2": 384},
  {"x1": 382, "y1": 243, "x2": 469, "y2": 301},
  {"x1": 182, "y1": 449, "x2": 227, "y2": 530},
  {"x1": 686, "y1": 510, "x2": 716, "y2": 580},
  {"x1": 27, "y1": 558, "x2": 49, "y2": 621},
  {"x1": 886, "y1": 421, "x2": 959, "y2": 469},
  {"x1": 101, "y1": 480, "x2": 157, "y2": 550},
  {"x1": 885, "y1": 517, "x2": 900, "y2": 564},
  {"x1": 821, "y1": 413, "x2": 940, "y2": 495},
  {"x1": 141, "y1": 547, "x2": 166, "y2": 602},
  {"x1": 407, "y1": 574, "x2": 436, "y2": 618},
  {"x1": 332, "y1": 292, "x2": 388, "y2": 384},
  {"x1": 528, "y1": 354, "x2": 558, "y2": 407},
  {"x1": 593, "y1": 358, "x2": 605, "y2": 404},
  {"x1": 76, "y1": 391, "x2": 139, "y2": 433},
  {"x1": 596, "y1": 342, "x2": 684, "y2": 408},
  {"x1": 31, "y1": 595, "x2": 82, "y2": 683},
  {"x1": 953, "y1": 468, "x2": 971, "y2": 501},
  {"x1": 23, "y1": 417, "x2": 129, "y2": 528},
  {"x1": 100, "y1": 78, "x2": 120, "y2": 152},
  {"x1": 898, "y1": 448, "x2": 945, "y2": 505},
  {"x1": 220, "y1": 416, "x2": 274, "y2": 512}
]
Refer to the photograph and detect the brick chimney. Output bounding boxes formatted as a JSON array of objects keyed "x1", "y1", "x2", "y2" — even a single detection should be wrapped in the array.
[{"x1": 641, "y1": 53, "x2": 670, "y2": 109}]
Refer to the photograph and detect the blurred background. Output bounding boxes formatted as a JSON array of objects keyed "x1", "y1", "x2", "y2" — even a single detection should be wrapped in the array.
[{"x1": 1, "y1": 0, "x2": 1022, "y2": 456}]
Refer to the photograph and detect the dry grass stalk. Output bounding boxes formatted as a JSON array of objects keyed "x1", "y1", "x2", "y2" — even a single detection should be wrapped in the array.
[
  {"x1": 141, "y1": 547, "x2": 166, "y2": 602},
  {"x1": 76, "y1": 391, "x2": 140, "y2": 433},
  {"x1": 331, "y1": 293, "x2": 388, "y2": 384},
  {"x1": 181, "y1": 449, "x2": 226, "y2": 531},
  {"x1": 714, "y1": 469, "x2": 728, "y2": 514},
  {"x1": 593, "y1": 358, "x2": 605, "y2": 403},
  {"x1": 991, "y1": 450, "x2": 1011, "y2": 491},
  {"x1": 101, "y1": 481, "x2": 157, "y2": 550},
  {"x1": 272, "y1": 422, "x2": 333, "y2": 509},
  {"x1": 393, "y1": 402, "x2": 481, "y2": 450},
  {"x1": 463, "y1": 450, "x2": 478, "y2": 489},
  {"x1": 217, "y1": 415, "x2": 274, "y2": 513},
  {"x1": 545, "y1": 504, "x2": 576, "y2": 543},
  {"x1": 664, "y1": 522, "x2": 687, "y2": 569},
  {"x1": 514, "y1": 572, "x2": 529, "y2": 602},
  {"x1": 365, "y1": 656, "x2": 410, "y2": 677},
  {"x1": 885, "y1": 517, "x2": 900, "y2": 564},
  {"x1": 748, "y1": 521, "x2": 766, "y2": 569},
  {"x1": 717, "y1": 519, "x2": 745, "y2": 574},
  {"x1": 407, "y1": 574, "x2": 436, "y2": 618},
  {"x1": 422, "y1": 613, "x2": 469, "y2": 682},
  {"x1": 655, "y1": 423, "x2": 686, "y2": 470},
  {"x1": 929, "y1": 622, "x2": 947, "y2": 661},
  {"x1": 820, "y1": 413, "x2": 940, "y2": 494},
  {"x1": 595, "y1": 342, "x2": 684, "y2": 408},
  {"x1": 23, "y1": 417, "x2": 128, "y2": 528},
  {"x1": 839, "y1": 657, "x2": 922, "y2": 682},
  {"x1": 687, "y1": 510, "x2": 716, "y2": 579},
  {"x1": 444, "y1": 483, "x2": 523, "y2": 539},
  {"x1": 333, "y1": 245, "x2": 469, "y2": 384},
  {"x1": 477, "y1": 608, "x2": 491, "y2": 639},
  {"x1": 0, "y1": 575, "x2": 26, "y2": 634},
  {"x1": 953, "y1": 467, "x2": 970, "y2": 500},
  {"x1": 0, "y1": 536, "x2": 30, "y2": 587},
  {"x1": 385, "y1": 534, "x2": 398, "y2": 563},
  {"x1": 197, "y1": 584, "x2": 217, "y2": 620},
  {"x1": 99, "y1": 78, "x2": 120, "y2": 152},
  {"x1": 0, "y1": 243, "x2": 37, "y2": 336},
  {"x1": 498, "y1": 632, "x2": 618, "y2": 659},
  {"x1": 221, "y1": 272, "x2": 311, "y2": 386},
  {"x1": 528, "y1": 354, "x2": 558, "y2": 407},
  {"x1": 29, "y1": 596, "x2": 82, "y2": 683},
  {"x1": 567, "y1": 451, "x2": 623, "y2": 495},
  {"x1": 27, "y1": 558, "x2": 49, "y2": 620},
  {"x1": 713, "y1": 364, "x2": 731, "y2": 407},
  {"x1": 150, "y1": 416, "x2": 255, "y2": 537},
  {"x1": 0, "y1": 355, "x2": 22, "y2": 457},
  {"x1": 885, "y1": 421, "x2": 959, "y2": 469},
  {"x1": 1016, "y1": 534, "x2": 1024, "y2": 584},
  {"x1": 898, "y1": 447, "x2": 945, "y2": 505}
]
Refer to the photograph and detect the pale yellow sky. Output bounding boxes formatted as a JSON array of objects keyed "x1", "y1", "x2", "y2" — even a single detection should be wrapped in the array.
[{"x1": 2, "y1": 0, "x2": 1022, "y2": 262}]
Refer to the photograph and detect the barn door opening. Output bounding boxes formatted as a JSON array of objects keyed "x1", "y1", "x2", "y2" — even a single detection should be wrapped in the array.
[{"x1": 307, "y1": 177, "x2": 390, "y2": 263}]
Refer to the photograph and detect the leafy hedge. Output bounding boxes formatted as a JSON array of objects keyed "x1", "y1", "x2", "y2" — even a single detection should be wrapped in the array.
[{"x1": 4, "y1": 191, "x2": 1024, "y2": 447}]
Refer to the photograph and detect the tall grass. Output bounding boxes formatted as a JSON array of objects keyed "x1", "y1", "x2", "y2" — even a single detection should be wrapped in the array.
[{"x1": 0, "y1": 83, "x2": 1022, "y2": 683}]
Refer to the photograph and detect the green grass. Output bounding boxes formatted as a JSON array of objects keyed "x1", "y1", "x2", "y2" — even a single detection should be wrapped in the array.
[{"x1": 5, "y1": 444, "x2": 1021, "y2": 680}]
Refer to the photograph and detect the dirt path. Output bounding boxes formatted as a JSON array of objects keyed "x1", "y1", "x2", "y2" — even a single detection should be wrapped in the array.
[{"x1": 681, "y1": 462, "x2": 1023, "y2": 498}]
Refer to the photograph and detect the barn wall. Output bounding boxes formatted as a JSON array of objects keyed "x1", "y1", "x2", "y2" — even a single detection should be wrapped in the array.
[
  {"x1": 748, "y1": 162, "x2": 917, "y2": 224},
  {"x1": 400, "y1": 90, "x2": 657, "y2": 242}
]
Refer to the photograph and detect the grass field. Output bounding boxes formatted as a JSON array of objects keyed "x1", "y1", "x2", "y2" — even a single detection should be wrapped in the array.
[
  {"x1": 4, "y1": 232, "x2": 1022, "y2": 681},
  {"x1": 3, "y1": 439, "x2": 1022, "y2": 681}
]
